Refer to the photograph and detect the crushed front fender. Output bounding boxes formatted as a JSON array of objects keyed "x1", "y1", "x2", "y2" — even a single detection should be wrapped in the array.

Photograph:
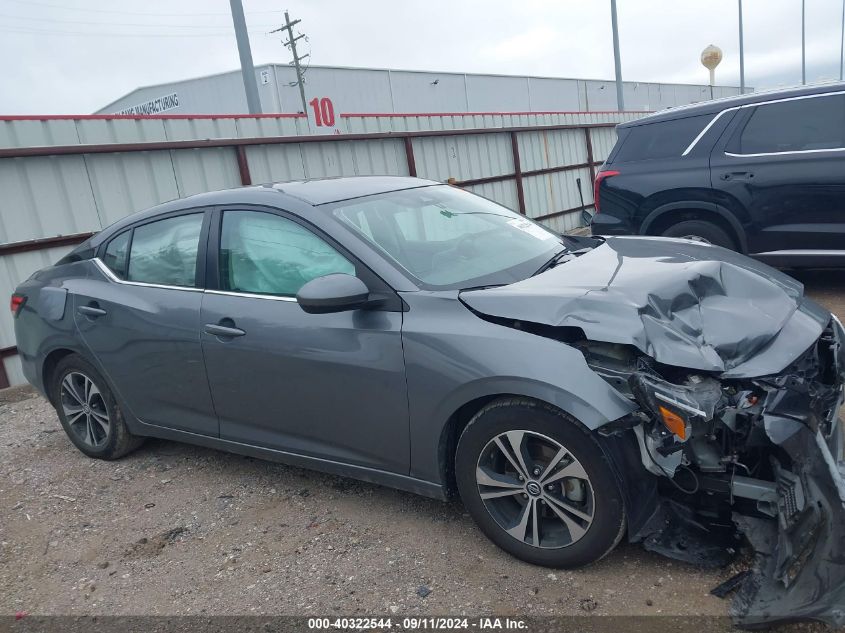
[{"x1": 731, "y1": 420, "x2": 845, "y2": 627}]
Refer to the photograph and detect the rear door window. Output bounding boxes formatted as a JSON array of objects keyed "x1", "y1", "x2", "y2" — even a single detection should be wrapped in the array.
[
  {"x1": 127, "y1": 214, "x2": 204, "y2": 287},
  {"x1": 614, "y1": 113, "x2": 714, "y2": 162},
  {"x1": 733, "y1": 94, "x2": 845, "y2": 154}
]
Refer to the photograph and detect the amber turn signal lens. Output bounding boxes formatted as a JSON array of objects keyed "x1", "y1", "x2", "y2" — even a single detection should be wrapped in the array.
[{"x1": 658, "y1": 405, "x2": 687, "y2": 440}]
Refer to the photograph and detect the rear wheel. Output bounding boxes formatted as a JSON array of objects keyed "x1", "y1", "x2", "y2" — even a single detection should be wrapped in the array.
[
  {"x1": 661, "y1": 219, "x2": 735, "y2": 250},
  {"x1": 50, "y1": 354, "x2": 143, "y2": 460},
  {"x1": 455, "y1": 398, "x2": 626, "y2": 568}
]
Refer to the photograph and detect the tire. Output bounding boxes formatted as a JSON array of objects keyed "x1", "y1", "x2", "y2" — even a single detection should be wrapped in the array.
[
  {"x1": 50, "y1": 353, "x2": 144, "y2": 460},
  {"x1": 661, "y1": 219, "x2": 735, "y2": 250},
  {"x1": 455, "y1": 397, "x2": 626, "y2": 568}
]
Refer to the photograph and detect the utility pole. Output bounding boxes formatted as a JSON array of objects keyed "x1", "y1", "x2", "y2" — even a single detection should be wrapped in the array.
[
  {"x1": 801, "y1": 0, "x2": 806, "y2": 85},
  {"x1": 272, "y1": 11, "x2": 309, "y2": 118},
  {"x1": 610, "y1": 0, "x2": 624, "y2": 111},
  {"x1": 840, "y1": 0, "x2": 844, "y2": 81},
  {"x1": 229, "y1": 0, "x2": 262, "y2": 114},
  {"x1": 738, "y1": 0, "x2": 745, "y2": 93}
]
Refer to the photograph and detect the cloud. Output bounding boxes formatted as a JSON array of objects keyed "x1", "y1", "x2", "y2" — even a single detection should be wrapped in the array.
[
  {"x1": 478, "y1": 26, "x2": 561, "y2": 62},
  {"x1": 1, "y1": 0, "x2": 843, "y2": 113}
]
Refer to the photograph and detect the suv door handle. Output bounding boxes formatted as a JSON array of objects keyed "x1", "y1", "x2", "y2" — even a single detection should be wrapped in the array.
[
  {"x1": 720, "y1": 171, "x2": 754, "y2": 181},
  {"x1": 204, "y1": 323, "x2": 246, "y2": 338},
  {"x1": 78, "y1": 304, "x2": 107, "y2": 318}
]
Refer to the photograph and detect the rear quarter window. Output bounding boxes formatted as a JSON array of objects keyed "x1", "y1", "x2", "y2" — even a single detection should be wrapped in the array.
[
  {"x1": 102, "y1": 231, "x2": 130, "y2": 279},
  {"x1": 613, "y1": 113, "x2": 714, "y2": 163}
]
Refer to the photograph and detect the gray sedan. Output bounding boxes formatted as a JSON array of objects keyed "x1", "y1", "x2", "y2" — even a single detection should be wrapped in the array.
[{"x1": 12, "y1": 176, "x2": 845, "y2": 625}]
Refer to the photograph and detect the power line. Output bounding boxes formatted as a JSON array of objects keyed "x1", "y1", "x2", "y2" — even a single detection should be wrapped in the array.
[
  {"x1": 0, "y1": 25, "x2": 270, "y2": 38},
  {"x1": 0, "y1": 12, "x2": 277, "y2": 28},
  {"x1": 0, "y1": 0, "x2": 282, "y2": 17}
]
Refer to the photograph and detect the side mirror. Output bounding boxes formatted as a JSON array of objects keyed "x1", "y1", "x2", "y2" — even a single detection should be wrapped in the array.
[{"x1": 296, "y1": 273, "x2": 370, "y2": 314}]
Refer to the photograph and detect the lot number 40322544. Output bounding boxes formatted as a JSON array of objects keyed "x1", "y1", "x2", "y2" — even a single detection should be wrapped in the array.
[{"x1": 308, "y1": 97, "x2": 336, "y2": 127}]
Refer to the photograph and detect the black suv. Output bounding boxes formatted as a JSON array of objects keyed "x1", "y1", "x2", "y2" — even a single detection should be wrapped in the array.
[{"x1": 590, "y1": 82, "x2": 845, "y2": 267}]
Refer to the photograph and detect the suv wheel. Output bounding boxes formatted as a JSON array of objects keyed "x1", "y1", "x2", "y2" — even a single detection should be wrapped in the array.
[
  {"x1": 455, "y1": 398, "x2": 626, "y2": 568},
  {"x1": 51, "y1": 354, "x2": 144, "y2": 460},
  {"x1": 661, "y1": 220, "x2": 735, "y2": 249}
]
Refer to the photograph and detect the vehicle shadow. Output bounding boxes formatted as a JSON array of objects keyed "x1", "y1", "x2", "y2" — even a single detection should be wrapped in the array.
[{"x1": 116, "y1": 436, "x2": 734, "y2": 610}]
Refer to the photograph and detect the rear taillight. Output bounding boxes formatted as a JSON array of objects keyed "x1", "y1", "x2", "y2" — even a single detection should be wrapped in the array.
[
  {"x1": 10, "y1": 294, "x2": 26, "y2": 317},
  {"x1": 593, "y1": 170, "x2": 620, "y2": 214}
]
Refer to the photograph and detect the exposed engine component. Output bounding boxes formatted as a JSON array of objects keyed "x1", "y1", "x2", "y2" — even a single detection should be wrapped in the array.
[{"x1": 580, "y1": 324, "x2": 845, "y2": 627}]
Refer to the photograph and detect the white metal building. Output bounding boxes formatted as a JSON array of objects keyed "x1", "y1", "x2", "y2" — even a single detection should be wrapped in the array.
[{"x1": 96, "y1": 64, "x2": 742, "y2": 116}]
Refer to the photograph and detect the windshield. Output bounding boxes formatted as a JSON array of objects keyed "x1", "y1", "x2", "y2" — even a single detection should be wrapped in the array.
[{"x1": 330, "y1": 185, "x2": 564, "y2": 289}]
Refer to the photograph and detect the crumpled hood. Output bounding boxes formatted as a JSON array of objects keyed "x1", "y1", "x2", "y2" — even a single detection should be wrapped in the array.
[{"x1": 461, "y1": 236, "x2": 831, "y2": 378}]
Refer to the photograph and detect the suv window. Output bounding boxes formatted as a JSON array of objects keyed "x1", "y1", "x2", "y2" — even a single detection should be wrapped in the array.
[
  {"x1": 102, "y1": 230, "x2": 130, "y2": 279},
  {"x1": 735, "y1": 94, "x2": 845, "y2": 154},
  {"x1": 614, "y1": 113, "x2": 713, "y2": 162},
  {"x1": 127, "y1": 213, "x2": 204, "y2": 287},
  {"x1": 220, "y1": 210, "x2": 354, "y2": 297}
]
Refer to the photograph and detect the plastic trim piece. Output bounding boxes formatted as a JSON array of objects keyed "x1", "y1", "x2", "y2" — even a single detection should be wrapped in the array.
[
  {"x1": 92, "y1": 258, "x2": 203, "y2": 293},
  {"x1": 681, "y1": 107, "x2": 738, "y2": 156}
]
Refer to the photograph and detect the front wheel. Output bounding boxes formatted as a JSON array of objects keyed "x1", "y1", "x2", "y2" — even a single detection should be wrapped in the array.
[{"x1": 455, "y1": 398, "x2": 626, "y2": 568}]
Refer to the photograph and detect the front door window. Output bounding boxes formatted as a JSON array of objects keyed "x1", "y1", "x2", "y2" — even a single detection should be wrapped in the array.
[{"x1": 220, "y1": 211, "x2": 354, "y2": 296}]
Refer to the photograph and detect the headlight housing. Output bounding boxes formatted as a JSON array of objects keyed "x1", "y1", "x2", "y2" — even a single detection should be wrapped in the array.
[{"x1": 629, "y1": 372, "x2": 721, "y2": 441}]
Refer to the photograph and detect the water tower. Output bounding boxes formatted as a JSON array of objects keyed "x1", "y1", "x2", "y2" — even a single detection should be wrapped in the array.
[{"x1": 701, "y1": 44, "x2": 723, "y2": 99}]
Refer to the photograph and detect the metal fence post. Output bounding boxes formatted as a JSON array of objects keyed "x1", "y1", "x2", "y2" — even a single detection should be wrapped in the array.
[
  {"x1": 510, "y1": 131, "x2": 526, "y2": 215},
  {"x1": 235, "y1": 146, "x2": 252, "y2": 185},
  {"x1": 404, "y1": 137, "x2": 417, "y2": 177},
  {"x1": 584, "y1": 127, "x2": 596, "y2": 185}
]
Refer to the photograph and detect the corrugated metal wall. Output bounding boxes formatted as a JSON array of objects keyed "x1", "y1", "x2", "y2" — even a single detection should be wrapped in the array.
[
  {"x1": 0, "y1": 110, "x2": 642, "y2": 385},
  {"x1": 0, "y1": 112, "x2": 642, "y2": 149},
  {"x1": 342, "y1": 111, "x2": 643, "y2": 134}
]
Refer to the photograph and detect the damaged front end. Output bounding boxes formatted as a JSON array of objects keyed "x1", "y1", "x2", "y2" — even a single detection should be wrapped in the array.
[
  {"x1": 585, "y1": 316, "x2": 845, "y2": 627},
  {"x1": 458, "y1": 236, "x2": 845, "y2": 625}
]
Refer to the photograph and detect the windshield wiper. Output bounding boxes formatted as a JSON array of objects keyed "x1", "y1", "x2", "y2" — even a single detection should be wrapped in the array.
[
  {"x1": 460, "y1": 283, "x2": 508, "y2": 292},
  {"x1": 532, "y1": 248, "x2": 572, "y2": 276}
]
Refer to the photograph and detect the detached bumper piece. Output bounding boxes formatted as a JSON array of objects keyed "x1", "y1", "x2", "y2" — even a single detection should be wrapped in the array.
[{"x1": 730, "y1": 423, "x2": 845, "y2": 627}]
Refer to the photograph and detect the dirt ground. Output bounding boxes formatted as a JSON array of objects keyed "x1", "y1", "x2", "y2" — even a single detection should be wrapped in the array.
[{"x1": 1, "y1": 269, "x2": 843, "y2": 625}]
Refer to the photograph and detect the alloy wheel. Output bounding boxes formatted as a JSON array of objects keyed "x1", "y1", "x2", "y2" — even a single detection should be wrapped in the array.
[
  {"x1": 60, "y1": 371, "x2": 110, "y2": 448},
  {"x1": 476, "y1": 430, "x2": 594, "y2": 549}
]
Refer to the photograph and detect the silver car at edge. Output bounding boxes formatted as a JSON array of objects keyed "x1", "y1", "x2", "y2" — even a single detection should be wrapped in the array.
[{"x1": 12, "y1": 176, "x2": 845, "y2": 626}]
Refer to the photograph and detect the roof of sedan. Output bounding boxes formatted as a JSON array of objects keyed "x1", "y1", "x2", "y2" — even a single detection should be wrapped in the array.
[
  {"x1": 619, "y1": 81, "x2": 845, "y2": 127},
  {"x1": 89, "y1": 176, "x2": 442, "y2": 247},
  {"x1": 270, "y1": 176, "x2": 440, "y2": 205}
]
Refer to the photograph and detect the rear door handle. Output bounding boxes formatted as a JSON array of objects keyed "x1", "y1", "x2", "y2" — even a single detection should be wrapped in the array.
[
  {"x1": 204, "y1": 323, "x2": 246, "y2": 338},
  {"x1": 78, "y1": 305, "x2": 107, "y2": 318}
]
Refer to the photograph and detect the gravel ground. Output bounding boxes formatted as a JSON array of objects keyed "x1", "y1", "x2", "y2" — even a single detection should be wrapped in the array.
[{"x1": 1, "y1": 270, "x2": 843, "y2": 625}]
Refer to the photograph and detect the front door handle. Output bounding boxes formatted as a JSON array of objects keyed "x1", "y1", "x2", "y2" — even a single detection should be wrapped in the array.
[
  {"x1": 204, "y1": 323, "x2": 246, "y2": 338},
  {"x1": 78, "y1": 304, "x2": 107, "y2": 318}
]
